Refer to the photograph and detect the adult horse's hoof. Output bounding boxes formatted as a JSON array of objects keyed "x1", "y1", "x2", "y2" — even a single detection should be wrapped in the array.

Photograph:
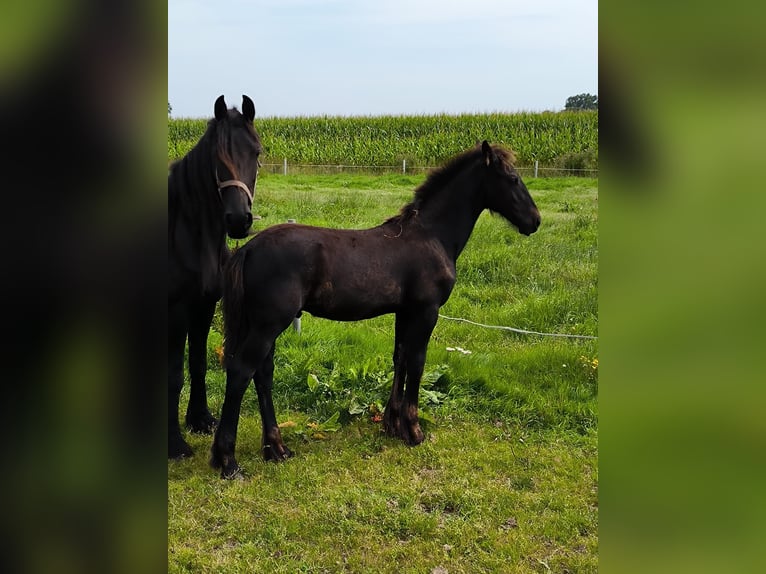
[
  {"x1": 186, "y1": 411, "x2": 218, "y2": 434},
  {"x1": 169, "y1": 437, "x2": 194, "y2": 459}
]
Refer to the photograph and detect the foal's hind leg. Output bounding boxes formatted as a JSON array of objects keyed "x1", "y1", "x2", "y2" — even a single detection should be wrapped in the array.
[
  {"x1": 210, "y1": 329, "x2": 286, "y2": 478},
  {"x1": 185, "y1": 296, "x2": 218, "y2": 433},
  {"x1": 253, "y1": 345, "x2": 293, "y2": 462},
  {"x1": 209, "y1": 353, "x2": 255, "y2": 479}
]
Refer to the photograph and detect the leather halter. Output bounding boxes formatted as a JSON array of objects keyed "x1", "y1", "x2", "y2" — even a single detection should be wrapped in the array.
[{"x1": 216, "y1": 169, "x2": 254, "y2": 204}]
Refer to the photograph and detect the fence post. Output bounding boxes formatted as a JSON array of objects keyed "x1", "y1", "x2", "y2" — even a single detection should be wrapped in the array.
[
  {"x1": 402, "y1": 159, "x2": 406, "y2": 174},
  {"x1": 534, "y1": 160, "x2": 539, "y2": 178},
  {"x1": 286, "y1": 219, "x2": 301, "y2": 333},
  {"x1": 283, "y1": 158, "x2": 287, "y2": 176}
]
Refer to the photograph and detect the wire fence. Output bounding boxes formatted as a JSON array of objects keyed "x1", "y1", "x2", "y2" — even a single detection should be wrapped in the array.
[{"x1": 259, "y1": 159, "x2": 598, "y2": 178}]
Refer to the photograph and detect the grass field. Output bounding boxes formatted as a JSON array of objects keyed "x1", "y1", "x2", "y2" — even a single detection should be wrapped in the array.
[{"x1": 169, "y1": 172, "x2": 598, "y2": 573}]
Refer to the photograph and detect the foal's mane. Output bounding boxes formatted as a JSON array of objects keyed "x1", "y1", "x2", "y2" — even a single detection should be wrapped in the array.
[{"x1": 387, "y1": 144, "x2": 516, "y2": 224}]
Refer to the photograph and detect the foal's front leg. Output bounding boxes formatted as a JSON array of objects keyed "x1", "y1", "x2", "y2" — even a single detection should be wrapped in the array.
[
  {"x1": 399, "y1": 344, "x2": 427, "y2": 446},
  {"x1": 383, "y1": 320, "x2": 407, "y2": 438},
  {"x1": 384, "y1": 309, "x2": 438, "y2": 446}
]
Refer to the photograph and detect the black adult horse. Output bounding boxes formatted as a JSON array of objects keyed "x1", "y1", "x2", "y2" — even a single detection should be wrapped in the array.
[
  {"x1": 212, "y1": 141, "x2": 540, "y2": 478},
  {"x1": 169, "y1": 95, "x2": 262, "y2": 459}
]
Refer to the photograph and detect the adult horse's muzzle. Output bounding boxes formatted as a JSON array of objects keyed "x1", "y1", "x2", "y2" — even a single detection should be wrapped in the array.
[
  {"x1": 225, "y1": 211, "x2": 253, "y2": 239},
  {"x1": 219, "y1": 178, "x2": 255, "y2": 239}
]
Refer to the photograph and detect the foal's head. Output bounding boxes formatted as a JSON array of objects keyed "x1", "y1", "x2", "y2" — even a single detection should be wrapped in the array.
[
  {"x1": 481, "y1": 141, "x2": 541, "y2": 236},
  {"x1": 211, "y1": 95, "x2": 262, "y2": 239}
]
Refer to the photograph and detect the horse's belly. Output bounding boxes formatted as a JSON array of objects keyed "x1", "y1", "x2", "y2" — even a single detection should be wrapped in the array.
[{"x1": 304, "y1": 280, "x2": 401, "y2": 321}]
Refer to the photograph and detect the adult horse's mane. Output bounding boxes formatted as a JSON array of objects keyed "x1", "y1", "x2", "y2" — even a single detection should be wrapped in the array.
[
  {"x1": 169, "y1": 109, "x2": 259, "y2": 292},
  {"x1": 387, "y1": 145, "x2": 517, "y2": 224}
]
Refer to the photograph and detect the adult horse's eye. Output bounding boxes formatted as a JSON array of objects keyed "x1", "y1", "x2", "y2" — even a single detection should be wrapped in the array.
[{"x1": 510, "y1": 174, "x2": 519, "y2": 184}]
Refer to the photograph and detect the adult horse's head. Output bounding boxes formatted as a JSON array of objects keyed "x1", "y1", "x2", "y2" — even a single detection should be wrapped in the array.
[
  {"x1": 481, "y1": 141, "x2": 541, "y2": 236},
  {"x1": 212, "y1": 95, "x2": 262, "y2": 239}
]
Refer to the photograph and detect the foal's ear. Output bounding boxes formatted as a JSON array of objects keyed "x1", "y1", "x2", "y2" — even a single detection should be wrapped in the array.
[
  {"x1": 481, "y1": 140, "x2": 495, "y2": 166},
  {"x1": 214, "y1": 95, "x2": 227, "y2": 121},
  {"x1": 242, "y1": 95, "x2": 255, "y2": 122}
]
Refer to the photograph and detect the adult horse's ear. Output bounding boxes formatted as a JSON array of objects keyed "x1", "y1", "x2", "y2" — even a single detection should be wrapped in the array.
[
  {"x1": 214, "y1": 95, "x2": 227, "y2": 121},
  {"x1": 242, "y1": 95, "x2": 255, "y2": 122},
  {"x1": 481, "y1": 140, "x2": 494, "y2": 166}
]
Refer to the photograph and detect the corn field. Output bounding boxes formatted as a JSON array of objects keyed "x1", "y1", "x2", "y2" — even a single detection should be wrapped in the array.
[{"x1": 168, "y1": 111, "x2": 597, "y2": 170}]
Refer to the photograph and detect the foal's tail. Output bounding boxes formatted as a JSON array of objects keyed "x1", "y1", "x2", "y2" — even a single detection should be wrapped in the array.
[{"x1": 222, "y1": 246, "x2": 248, "y2": 364}]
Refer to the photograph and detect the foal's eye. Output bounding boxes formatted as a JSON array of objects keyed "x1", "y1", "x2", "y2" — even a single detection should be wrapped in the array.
[{"x1": 509, "y1": 173, "x2": 519, "y2": 184}]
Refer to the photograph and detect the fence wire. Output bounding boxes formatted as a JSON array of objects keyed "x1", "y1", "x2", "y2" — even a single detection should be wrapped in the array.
[{"x1": 259, "y1": 161, "x2": 597, "y2": 177}]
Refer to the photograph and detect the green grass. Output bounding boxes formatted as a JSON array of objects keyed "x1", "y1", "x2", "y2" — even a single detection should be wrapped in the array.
[
  {"x1": 170, "y1": 173, "x2": 598, "y2": 572},
  {"x1": 170, "y1": 420, "x2": 597, "y2": 574}
]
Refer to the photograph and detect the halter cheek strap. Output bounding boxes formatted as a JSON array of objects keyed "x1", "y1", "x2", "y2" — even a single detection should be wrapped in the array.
[{"x1": 216, "y1": 169, "x2": 255, "y2": 204}]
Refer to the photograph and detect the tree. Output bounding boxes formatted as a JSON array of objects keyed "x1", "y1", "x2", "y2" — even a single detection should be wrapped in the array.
[
  {"x1": 168, "y1": 101, "x2": 172, "y2": 116},
  {"x1": 565, "y1": 93, "x2": 598, "y2": 111}
]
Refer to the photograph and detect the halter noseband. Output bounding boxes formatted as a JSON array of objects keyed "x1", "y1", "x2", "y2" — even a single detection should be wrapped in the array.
[{"x1": 216, "y1": 168, "x2": 255, "y2": 204}]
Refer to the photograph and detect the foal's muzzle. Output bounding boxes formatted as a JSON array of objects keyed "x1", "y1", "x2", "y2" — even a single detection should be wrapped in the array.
[{"x1": 520, "y1": 209, "x2": 541, "y2": 236}]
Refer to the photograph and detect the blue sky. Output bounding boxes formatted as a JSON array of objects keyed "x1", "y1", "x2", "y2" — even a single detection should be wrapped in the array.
[{"x1": 168, "y1": 0, "x2": 597, "y2": 118}]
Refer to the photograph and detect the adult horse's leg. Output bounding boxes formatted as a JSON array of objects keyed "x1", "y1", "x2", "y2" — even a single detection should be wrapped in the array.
[
  {"x1": 185, "y1": 295, "x2": 218, "y2": 433},
  {"x1": 253, "y1": 345, "x2": 293, "y2": 462},
  {"x1": 169, "y1": 302, "x2": 193, "y2": 458},
  {"x1": 385, "y1": 306, "x2": 439, "y2": 446}
]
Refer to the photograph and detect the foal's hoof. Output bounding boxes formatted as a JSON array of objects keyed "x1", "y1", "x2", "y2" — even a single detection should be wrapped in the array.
[
  {"x1": 209, "y1": 451, "x2": 244, "y2": 479},
  {"x1": 169, "y1": 437, "x2": 194, "y2": 460},
  {"x1": 383, "y1": 418, "x2": 425, "y2": 446},
  {"x1": 263, "y1": 443, "x2": 293, "y2": 462},
  {"x1": 186, "y1": 411, "x2": 218, "y2": 434},
  {"x1": 405, "y1": 423, "x2": 426, "y2": 446},
  {"x1": 221, "y1": 466, "x2": 247, "y2": 481}
]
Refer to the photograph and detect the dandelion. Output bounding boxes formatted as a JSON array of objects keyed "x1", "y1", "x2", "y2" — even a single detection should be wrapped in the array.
[{"x1": 580, "y1": 355, "x2": 599, "y2": 370}]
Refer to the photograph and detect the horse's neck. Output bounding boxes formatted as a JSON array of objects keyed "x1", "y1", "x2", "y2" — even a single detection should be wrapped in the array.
[
  {"x1": 419, "y1": 175, "x2": 484, "y2": 262},
  {"x1": 172, "y1": 146, "x2": 222, "y2": 233},
  {"x1": 169, "y1": 147, "x2": 227, "y2": 291}
]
